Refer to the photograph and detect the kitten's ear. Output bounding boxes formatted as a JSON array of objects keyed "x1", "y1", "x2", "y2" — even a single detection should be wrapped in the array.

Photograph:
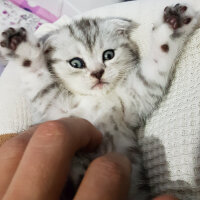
[{"x1": 105, "y1": 17, "x2": 139, "y2": 36}]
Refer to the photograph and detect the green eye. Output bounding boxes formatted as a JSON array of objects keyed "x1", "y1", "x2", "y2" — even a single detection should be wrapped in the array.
[
  {"x1": 69, "y1": 57, "x2": 85, "y2": 69},
  {"x1": 103, "y1": 49, "x2": 115, "y2": 62}
]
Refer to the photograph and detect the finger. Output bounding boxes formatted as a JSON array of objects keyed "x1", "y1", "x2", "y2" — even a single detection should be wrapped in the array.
[
  {"x1": 153, "y1": 194, "x2": 179, "y2": 200},
  {"x1": 74, "y1": 153, "x2": 132, "y2": 200},
  {"x1": 0, "y1": 127, "x2": 37, "y2": 199},
  {"x1": 3, "y1": 118, "x2": 102, "y2": 200}
]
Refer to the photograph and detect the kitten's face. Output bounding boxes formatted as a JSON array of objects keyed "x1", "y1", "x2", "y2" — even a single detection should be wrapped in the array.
[{"x1": 46, "y1": 18, "x2": 139, "y2": 95}]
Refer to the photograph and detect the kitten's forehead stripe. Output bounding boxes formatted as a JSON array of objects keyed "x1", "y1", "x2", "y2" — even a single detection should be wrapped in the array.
[{"x1": 69, "y1": 18, "x2": 100, "y2": 52}]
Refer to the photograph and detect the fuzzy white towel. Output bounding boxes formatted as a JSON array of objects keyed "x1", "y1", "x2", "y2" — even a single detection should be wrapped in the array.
[{"x1": 0, "y1": 0, "x2": 200, "y2": 199}]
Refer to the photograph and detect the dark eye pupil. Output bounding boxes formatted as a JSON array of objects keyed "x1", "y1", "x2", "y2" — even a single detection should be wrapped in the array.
[
  {"x1": 106, "y1": 53, "x2": 112, "y2": 59},
  {"x1": 103, "y1": 50, "x2": 115, "y2": 61},
  {"x1": 69, "y1": 58, "x2": 85, "y2": 69}
]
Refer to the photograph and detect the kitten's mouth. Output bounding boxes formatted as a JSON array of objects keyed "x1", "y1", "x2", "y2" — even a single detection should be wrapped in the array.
[{"x1": 91, "y1": 81, "x2": 109, "y2": 89}]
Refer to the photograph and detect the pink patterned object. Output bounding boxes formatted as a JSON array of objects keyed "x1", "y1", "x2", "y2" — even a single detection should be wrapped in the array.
[
  {"x1": 0, "y1": 0, "x2": 46, "y2": 76},
  {"x1": 9, "y1": 0, "x2": 58, "y2": 22}
]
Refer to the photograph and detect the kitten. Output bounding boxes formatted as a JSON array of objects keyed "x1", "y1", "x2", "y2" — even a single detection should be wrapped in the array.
[{"x1": 0, "y1": 4, "x2": 199, "y2": 199}]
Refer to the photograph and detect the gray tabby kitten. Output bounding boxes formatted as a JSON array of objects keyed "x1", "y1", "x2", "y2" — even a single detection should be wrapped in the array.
[{"x1": 0, "y1": 3, "x2": 199, "y2": 200}]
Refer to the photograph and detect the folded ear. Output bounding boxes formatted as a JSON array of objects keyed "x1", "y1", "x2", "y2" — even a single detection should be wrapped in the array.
[{"x1": 104, "y1": 17, "x2": 139, "y2": 37}]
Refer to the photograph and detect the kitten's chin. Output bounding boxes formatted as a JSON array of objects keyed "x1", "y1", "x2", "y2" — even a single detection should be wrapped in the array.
[
  {"x1": 91, "y1": 81, "x2": 109, "y2": 90},
  {"x1": 76, "y1": 85, "x2": 111, "y2": 96},
  {"x1": 67, "y1": 81, "x2": 112, "y2": 96}
]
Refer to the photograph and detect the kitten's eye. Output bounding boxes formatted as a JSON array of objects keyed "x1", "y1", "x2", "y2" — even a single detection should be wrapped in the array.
[
  {"x1": 103, "y1": 49, "x2": 115, "y2": 62},
  {"x1": 69, "y1": 57, "x2": 85, "y2": 69}
]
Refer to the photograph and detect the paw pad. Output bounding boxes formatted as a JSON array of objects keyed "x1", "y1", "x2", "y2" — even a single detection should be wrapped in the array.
[
  {"x1": 23, "y1": 59, "x2": 32, "y2": 67},
  {"x1": 164, "y1": 4, "x2": 192, "y2": 30},
  {"x1": 161, "y1": 44, "x2": 169, "y2": 53},
  {"x1": 0, "y1": 27, "x2": 27, "y2": 51}
]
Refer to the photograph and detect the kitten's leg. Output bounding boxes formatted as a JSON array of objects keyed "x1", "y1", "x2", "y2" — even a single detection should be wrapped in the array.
[
  {"x1": 131, "y1": 4, "x2": 199, "y2": 118},
  {"x1": 140, "y1": 4, "x2": 198, "y2": 87},
  {"x1": 0, "y1": 28, "x2": 60, "y2": 124},
  {"x1": 125, "y1": 5, "x2": 199, "y2": 198}
]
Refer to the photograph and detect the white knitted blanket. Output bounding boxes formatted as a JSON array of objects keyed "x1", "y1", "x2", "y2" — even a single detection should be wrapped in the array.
[{"x1": 0, "y1": 0, "x2": 200, "y2": 199}]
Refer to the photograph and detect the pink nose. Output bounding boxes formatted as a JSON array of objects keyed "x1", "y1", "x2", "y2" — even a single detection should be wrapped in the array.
[{"x1": 91, "y1": 69, "x2": 104, "y2": 80}]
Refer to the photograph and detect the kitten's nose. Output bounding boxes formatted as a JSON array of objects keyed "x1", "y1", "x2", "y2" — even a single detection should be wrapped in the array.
[{"x1": 91, "y1": 69, "x2": 104, "y2": 80}]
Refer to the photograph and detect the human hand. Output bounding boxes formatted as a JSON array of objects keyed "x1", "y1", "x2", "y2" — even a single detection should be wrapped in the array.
[
  {"x1": 0, "y1": 118, "x2": 132, "y2": 200},
  {"x1": 0, "y1": 118, "x2": 178, "y2": 200}
]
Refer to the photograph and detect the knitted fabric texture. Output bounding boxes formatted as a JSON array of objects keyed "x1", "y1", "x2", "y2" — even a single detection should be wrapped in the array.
[{"x1": 139, "y1": 28, "x2": 200, "y2": 199}]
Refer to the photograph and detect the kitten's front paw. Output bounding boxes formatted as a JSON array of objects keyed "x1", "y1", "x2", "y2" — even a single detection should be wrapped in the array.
[
  {"x1": 164, "y1": 4, "x2": 193, "y2": 30},
  {"x1": 0, "y1": 27, "x2": 27, "y2": 51}
]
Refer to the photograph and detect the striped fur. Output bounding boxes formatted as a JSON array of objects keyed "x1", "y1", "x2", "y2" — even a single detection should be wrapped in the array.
[{"x1": 0, "y1": 4, "x2": 198, "y2": 199}]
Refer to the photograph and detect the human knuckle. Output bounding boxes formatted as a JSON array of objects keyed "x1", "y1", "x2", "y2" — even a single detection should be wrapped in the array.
[
  {"x1": 78, "y1": 118, "x2": 91, "y2": 126},
  {"x1": 36, "y1": 120, "x2": 67, "y2": 137},
  {"x1": 92, "y1": 156, "x2": 124, "y2": 180}
]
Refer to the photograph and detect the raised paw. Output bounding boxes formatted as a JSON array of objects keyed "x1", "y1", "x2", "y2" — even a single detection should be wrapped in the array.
[
  {"x1": 0, "y1": 27, "x2": 27, "y2": 51},
  {"x1": 164, "y1": 4, "x2": 192, "y2": 30}
]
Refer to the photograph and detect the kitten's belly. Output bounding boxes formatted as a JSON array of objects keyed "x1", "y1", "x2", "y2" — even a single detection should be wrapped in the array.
[
  {"x1": 31, "y1": 92, "x2": 138, "y2": 154},
  {"x1": 69, "y1": 96, "x2": 122, "y2": 125},
  {"x1": 69, "y1": 95, "x2": 136, "y2": 153},
  {"x1": 31, "y1": 89, "x2": 141, "y2": 135},
  {"x1": 36, "y1": 91, "x2": 139, "y2": 130}
]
